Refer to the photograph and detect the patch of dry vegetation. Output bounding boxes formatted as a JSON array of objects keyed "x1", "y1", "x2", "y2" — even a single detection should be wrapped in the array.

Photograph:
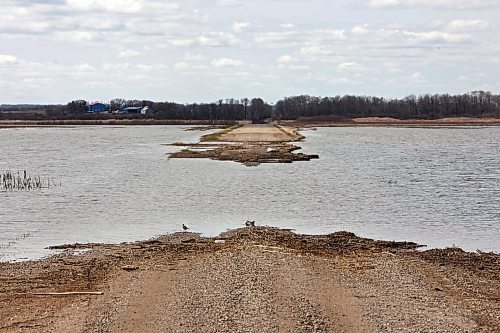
[{"x1": 200, "y1": 124, "x2": 242, "y2": 142}]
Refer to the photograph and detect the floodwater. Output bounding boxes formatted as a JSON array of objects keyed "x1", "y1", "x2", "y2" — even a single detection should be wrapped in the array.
[{"x1": 0, "y1": 125, "x2": 499, "y2": 261}]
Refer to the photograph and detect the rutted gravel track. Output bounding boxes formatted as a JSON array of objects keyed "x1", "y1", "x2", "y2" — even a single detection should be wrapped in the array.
[
  {"x1": 1, "y1": 227, "x2": 498, "y2": 332},
  {"x1": 88, "y1": 245, "x2": 369, "y2": 333}
]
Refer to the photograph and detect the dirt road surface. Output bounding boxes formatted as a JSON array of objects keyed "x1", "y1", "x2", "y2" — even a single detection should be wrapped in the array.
[
  {"x1": 218, "y1": 124, "x2": 302, "y2": 142},
  {"x1": 1, "y1": 227, "x2": 498, "y2": 333}
]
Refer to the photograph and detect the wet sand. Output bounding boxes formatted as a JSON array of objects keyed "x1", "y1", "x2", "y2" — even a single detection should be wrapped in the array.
[{"x1": 0, "y1": 227, "x2": 498, "y2": 332}]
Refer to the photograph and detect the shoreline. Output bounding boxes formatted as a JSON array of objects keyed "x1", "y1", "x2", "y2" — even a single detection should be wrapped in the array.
[
  {"x1": 1, "y1": 117, "x2": 500, "y2": 128},
  {"x1": 1, "y1": 227, "x2": 498, "y2": 332},
  {"x1": 285, "y1": 117, "x2": 500, "y2": 127},
  {"x1": 0, "y1": 119, "x2": 235, "y2": 128}
]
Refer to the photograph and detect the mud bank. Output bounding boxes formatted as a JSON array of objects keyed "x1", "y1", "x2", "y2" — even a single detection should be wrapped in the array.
[{"x1": 0, "y1": 227, "x2": 498, "y2": 332}]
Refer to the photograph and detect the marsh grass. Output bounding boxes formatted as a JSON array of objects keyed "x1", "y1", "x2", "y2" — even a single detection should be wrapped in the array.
[
  {"x1": 200, "y1": 124, "x2": 242, "y2": 142},
  {"x1": 273, "y1": 125, "x2": 304, "y2": 141},
  {"x1": 1, "y1": 170, "x2": 59, "y2": 191}
]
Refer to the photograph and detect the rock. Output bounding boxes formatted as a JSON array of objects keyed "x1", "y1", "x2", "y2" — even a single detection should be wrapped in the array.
[{"x1": 122, "y1": 265, "x2": 139, "y2": 271}]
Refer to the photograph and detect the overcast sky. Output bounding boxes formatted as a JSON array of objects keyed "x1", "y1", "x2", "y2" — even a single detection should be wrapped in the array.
[{"x1": 1, "y1": 0, "x2": 499, "y2": 104}]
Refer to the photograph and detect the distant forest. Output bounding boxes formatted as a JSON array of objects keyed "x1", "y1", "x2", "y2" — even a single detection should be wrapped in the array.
[{"x1": 1, "y1": 91, "x2": 499, "y2": 122}]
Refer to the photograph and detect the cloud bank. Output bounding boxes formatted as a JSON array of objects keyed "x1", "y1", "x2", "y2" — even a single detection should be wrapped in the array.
[{"x1": 0, "y1": 0, "x2": 498, "y2": 103}]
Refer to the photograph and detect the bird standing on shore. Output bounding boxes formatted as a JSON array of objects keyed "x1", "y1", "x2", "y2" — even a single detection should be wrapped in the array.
[
  {"x1": 245, "y1": 220, "x2": 255, "y2": 227},
  {"x1": 182, "y1": 224, "x2": 189, "y2": 231}
]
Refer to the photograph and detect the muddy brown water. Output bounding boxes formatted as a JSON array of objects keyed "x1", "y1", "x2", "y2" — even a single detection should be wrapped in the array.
[{"x1": 0, "y1": 125, "x2": 499, "y2": 261}]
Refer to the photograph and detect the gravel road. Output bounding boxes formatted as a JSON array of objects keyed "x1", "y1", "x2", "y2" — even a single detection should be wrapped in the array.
[{"x1": 1, "y1": 227, "x2": 498, "y2": 332}]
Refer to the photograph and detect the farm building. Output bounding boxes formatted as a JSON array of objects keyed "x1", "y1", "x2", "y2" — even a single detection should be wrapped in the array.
[
  {"x1": 123, "y1": 106, "x2": 153, "y2": 114},
  {"x1": 87, "y1": 103, "x2": 107, "y2": 112},
  {"x1": 122, "y1": 106, "x2": 142, "y2": 114}
]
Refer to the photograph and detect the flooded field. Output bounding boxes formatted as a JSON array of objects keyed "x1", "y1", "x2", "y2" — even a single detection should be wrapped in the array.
[{"x1": 1, "y1": 125, "x2": 499, "y2": 260}]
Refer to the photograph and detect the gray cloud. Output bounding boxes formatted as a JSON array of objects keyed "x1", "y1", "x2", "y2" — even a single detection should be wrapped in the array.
[
  {"x1": 0, "y1": 0, "x2": 499, "y2": 103},
  {"x1": 365, "y1": 0, "x2": 500, "y2": 9}
]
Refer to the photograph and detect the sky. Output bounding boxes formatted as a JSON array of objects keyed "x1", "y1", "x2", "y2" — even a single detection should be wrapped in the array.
[{"x1": 0, "y1": 0, "x2": 499, "y2": 104}]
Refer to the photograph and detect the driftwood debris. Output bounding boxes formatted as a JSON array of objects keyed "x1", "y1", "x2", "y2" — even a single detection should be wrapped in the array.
[
  {"x1": 122, "y1": 265, "x2": 139, "y2": 271},
  {"x1": 6, "y1": 291, "x2": 105, "y2": 296},
  {"x1": 33, "y1": 291, "x2": 104, "y2": 296}
]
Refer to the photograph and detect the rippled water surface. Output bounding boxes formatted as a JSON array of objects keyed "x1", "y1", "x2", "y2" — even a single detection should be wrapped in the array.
[{"x1": 1, "y1": 125, "x2": 499, "y2": 260}]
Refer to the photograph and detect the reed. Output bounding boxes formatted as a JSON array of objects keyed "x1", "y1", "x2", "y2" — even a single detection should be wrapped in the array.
[{"x1": 0, "y1": 170, "x2": 59, "y2": 191}]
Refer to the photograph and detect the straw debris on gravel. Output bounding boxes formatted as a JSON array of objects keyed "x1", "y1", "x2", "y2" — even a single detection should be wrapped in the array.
[{"x1": 0, "y1": 227, "x2": 498, "y2": 333}]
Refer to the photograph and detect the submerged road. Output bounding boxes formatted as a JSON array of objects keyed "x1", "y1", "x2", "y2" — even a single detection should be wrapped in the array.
[
  {"x1": 217, "y1": 124, "x2": 301, "y2": 143},
  {"x1": 170, "y1": 123, "x2": 316, "y2": 165}
]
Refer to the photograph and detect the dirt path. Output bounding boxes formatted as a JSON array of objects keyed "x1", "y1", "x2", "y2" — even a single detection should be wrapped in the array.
[{"x1": 1, "y1": 227, "x2": 498, "y2": 333}]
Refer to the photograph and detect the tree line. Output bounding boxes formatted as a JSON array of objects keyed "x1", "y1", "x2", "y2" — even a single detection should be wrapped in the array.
[
  {"x1": 1, "y1": 91, "x2": 499, "y2": 122},
  {"x1": 275, "y1": 91, "x2": 499, "y2": 120}
]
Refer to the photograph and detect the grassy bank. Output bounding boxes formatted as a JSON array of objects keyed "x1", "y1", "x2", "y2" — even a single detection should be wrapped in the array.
[{"x1": 200, "y1": 124, "x2": 242, "y2": 142}]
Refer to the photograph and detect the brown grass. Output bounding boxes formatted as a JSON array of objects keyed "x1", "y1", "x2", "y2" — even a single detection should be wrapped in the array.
[
  {"x1": 289, "y1": 117, "x2": 500, "y2": 127},
  {"x1": 200, "y1": 125, "x2": 242, "y2": 142},
  {"x1": 0, "y1": 119, "x2": 236, "y2": 128}
]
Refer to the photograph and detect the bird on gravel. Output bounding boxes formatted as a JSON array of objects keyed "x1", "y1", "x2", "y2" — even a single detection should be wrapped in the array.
[
  {"x1": 245, "y1": 220, "x2": 255, "y2": 227},
  {"x1": 182, "y1": 224, "x2": 189, "y2": 231}
]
